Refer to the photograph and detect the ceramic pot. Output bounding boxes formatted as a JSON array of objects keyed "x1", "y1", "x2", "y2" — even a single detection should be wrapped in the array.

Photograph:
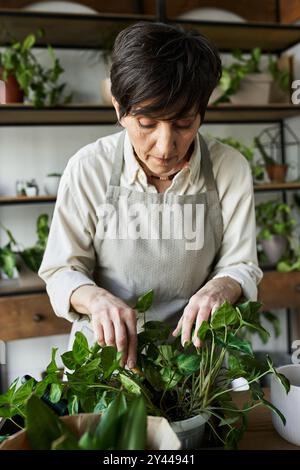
[
  {"x1": 230, "y1": 73, "x2": 273, "y2": 105},
  {"x1": 261, "y1": 235, "x2": 287, "y2": 264},
  {"x1": 171, "y1": 412, "x2": 210, "y2": 449},
  {"x1": 270, "y1": 364, "x2": 300, "y2": 446}
]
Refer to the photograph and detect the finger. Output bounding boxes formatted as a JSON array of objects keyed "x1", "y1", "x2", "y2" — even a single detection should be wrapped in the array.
[
  {"x1": 124, "y1": 311, "x2": 137, "y2": 369},
  {"x1": 114, "y1": 319, "x2": 128, "y2": 368},
  {"x1": 172, "y1": 316, "x2": 183, "y2": 337},
  {"x1": 95, "y1": 323, "x2": 105, "y2": 347},
  {"x1": 181, "y1": 305, "x2": 198, "y2": 347},
  {"x1": 102, "y1": 319, "x2": 116, "y2": 347},
  {"x1": 192, "y1": 307, "x2": 211, "y2": 348}
]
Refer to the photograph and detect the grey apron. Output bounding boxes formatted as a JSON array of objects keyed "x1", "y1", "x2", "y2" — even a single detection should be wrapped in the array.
[{"x1": 68, "y1": 131, "x2": 223, "y2": 348}]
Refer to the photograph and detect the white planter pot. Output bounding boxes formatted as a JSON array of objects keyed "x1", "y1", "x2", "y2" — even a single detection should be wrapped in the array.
[
  {"x1": 270, "y1": 364, "x2": 300, "y2": 446},
  {"x1": 44, "y1": 176, "x2": 61, "y2": 195},
  {"x1": 230, "y1": 73, "x2": 273, "y2": 105},
  {"x1": 100, "y1": 78, "x2": 112, "y2": 105},
  {"x1": 171, "y1": 412, "x2": 210, "y2": 449},
  {"x1": 261, "y1": 235, "x2": 287, "y2": 264}
]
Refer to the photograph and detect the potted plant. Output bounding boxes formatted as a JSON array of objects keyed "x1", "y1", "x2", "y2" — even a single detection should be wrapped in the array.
[
  {"x1": 44, "y1": 172, "x2": 62, "y2": 195},
  {"x1": 0, "y1": 291, "x2": 289, "y2": 450},
  {"x1": 215, "y1": 136, "x2": 265, "y2": 182},
  {"x1": 20, "y1": 214, "x2": 49, "y2": 272},
  {"x1": 0, "y1": 31, "x2": 72, "y2": 107},
  {"x1": 211, "y1": 48, "x2": 291, "y2": 106},
  {"x1": 255, "y1": 200, "x2": 295, "y2": 265},
  {"x1": 254, "y1": 135, "x2": 288, "y2": 183}
]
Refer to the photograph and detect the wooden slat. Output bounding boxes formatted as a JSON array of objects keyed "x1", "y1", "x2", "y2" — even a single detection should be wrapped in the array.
[
  {"x1": 1, "y1": 104, "x2": 300, "y2": 125},
  {"x1": 254, "y1": 182, "x2": 300, "y2": 191},
  {"x1": 0, "y1": 9, "x2": 154, "y2": 49},
  {"x1": 280, "y1": 0, "x2": 300, "y2": 24},
  {"x1": 258, "y1": 271, "x2": 300, "y2": 310},
  {"x1": 0, "y1": 293, "x2": 71, "y2": 340},
  {"x1": 0, "y1": 195, "x2": 56, "y2": 204}
]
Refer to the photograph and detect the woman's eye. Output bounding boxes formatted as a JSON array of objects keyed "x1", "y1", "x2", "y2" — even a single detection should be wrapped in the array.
[
  {"x1": 174, "y1": 121, "x2": 193, "y2": 129},
  {"x1": 138, "y1": 120, "x2": 156, "y2": 129}
]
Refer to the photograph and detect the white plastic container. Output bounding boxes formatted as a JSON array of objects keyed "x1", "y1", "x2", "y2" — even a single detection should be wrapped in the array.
[{"x1": 171, "y1": 412, "x2": 210, "y2": 449}]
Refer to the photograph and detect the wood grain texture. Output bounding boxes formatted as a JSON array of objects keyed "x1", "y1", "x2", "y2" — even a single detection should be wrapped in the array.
[
  {"x1": 258, "y1": 271, "x2": 300, "y2": 310},
  {"x1": 0, "y1": 293, "x2": 71, "y2": 340}
]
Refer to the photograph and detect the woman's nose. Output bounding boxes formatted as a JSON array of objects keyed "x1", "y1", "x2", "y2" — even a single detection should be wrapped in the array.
[{"x1": 155, "y1": 128, "x2": 176, "y2": 157}]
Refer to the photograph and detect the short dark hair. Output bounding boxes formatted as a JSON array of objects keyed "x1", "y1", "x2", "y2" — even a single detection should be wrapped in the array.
[{"x1": 110, "y1": 22, "x2": 221, "y2": 122}]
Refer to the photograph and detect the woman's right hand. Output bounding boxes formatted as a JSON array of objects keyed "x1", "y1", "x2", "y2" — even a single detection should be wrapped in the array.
[{"x1": 70, "y1": 285, "x2": 137, "y2": 368}]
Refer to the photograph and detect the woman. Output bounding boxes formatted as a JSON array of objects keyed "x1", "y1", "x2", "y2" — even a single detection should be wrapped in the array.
[{"x1": 39, "y1": 22, "x2": 262, "y2": 369}]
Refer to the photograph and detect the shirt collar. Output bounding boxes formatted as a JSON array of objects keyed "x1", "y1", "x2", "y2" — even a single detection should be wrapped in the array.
[{"x1": 123, "y1": 130, "x2": 201, "y2": 186}]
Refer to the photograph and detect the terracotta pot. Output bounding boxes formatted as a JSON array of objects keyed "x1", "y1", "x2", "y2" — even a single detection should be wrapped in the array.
[
  {"x1": 0, "y1": 68, "x2": 24, "y2": 104},
  {"x1": 266, "y1": 164, "x2": 288, "y2": 183}
]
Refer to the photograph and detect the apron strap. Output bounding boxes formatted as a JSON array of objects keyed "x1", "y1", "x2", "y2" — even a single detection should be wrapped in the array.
[
  {"x1": 199, "y1": 134, "x2": 218, "y2": 192},
  {"x1": 108, "y1": 130, "x2": 126, "y2": 187}
]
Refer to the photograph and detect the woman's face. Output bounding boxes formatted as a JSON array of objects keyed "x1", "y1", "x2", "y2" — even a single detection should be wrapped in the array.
[{"x1": 113, "y1": 98, "x2": 201, "y2": 177}]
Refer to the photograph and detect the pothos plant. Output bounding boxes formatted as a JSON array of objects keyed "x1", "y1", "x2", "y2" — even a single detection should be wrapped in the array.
[
  {"x1": 0, "y1": 31, "x2": 72, "y2": 107},
  {"x1": 0, "y1": 291, "x2": 289, "y2": 449}
]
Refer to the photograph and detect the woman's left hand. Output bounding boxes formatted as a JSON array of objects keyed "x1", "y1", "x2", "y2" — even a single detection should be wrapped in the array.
[{"x1": 172, "y1": 276, "x2": 242, "y2": 348}]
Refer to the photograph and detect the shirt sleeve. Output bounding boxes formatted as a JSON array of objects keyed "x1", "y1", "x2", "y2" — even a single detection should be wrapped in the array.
[
  {"x1": 38, "y1": 171, "x2": 96, "y2": 322},
  {"x1": 208, "y1": 145, "x2": 263, "y2": 301}
]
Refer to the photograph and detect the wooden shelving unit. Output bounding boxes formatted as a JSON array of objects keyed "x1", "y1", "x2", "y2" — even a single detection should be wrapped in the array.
[
  {"x1": 1, "y1": 9, "x2": 300, "y2": 52},
  {"x1": 0, "y1": 195, "x2": 56, "y2": 205},
  {"x1": 254, "y1": 182, "x2": 300, "y2": 191},
  {"x1": 1, "y1": 104, "x2": 300, "y2": 126}
]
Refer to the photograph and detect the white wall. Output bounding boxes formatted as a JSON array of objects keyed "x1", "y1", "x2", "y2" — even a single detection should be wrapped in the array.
[{"x1": 1, "y1": 2, "x2": 300, "y2": 389}]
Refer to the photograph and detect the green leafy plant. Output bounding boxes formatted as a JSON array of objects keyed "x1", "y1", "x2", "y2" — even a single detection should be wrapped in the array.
[
  {"x1": 25, "y1": 392, "x2": 146, "y2": 450},
  {"x1": 216, "y1": 48, "x2": 290, "y2": 104},
  {"x1": 0, "y1": 291, "x2": 289, "y2": 450},
  {"x1": 20, "y1": 214, "x2": 49, "y2": 272},
  {"x1": 0, "y1": 31, "x2": 72, "y2": 107},
  {"x1": 255, "y1": 200, "x2": 296, "y2": 241},
  {"x1": 47, "y1": 172, "x2": 62, "y2": 177},
  {"x1": 216, "y1": 136, "x2": 265, "y2": 181},
  {"x1": 0, "y1": 226, "x2": 18, "y2": 278}
]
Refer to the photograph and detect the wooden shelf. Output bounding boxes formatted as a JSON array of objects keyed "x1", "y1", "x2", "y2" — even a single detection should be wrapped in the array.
[
  {"x1": 0, "y1": 104, "x2": 117, "y2": 125},
  {"x1": 0, "y1": 269, "x2": 45, "y2": 297},
  {"x1": 206, "y1": 104, "x2": 300, "y2": 123},
  {"x1": 0, "y1": 195, "x2": 56, "y2": 205},
  {"x1": 258, "y1": 271, "x2": 300, "y2": 310},
  {"x1": 1, "y1": 104, "x2": 300, "y2": 125},
  {"x1": 254, "y1": 182, "x2": 300, "y2": 191},
  {"x1": 174, "y1": 19, "x2": 300, "y2": 53},
  {"x1": 0, "y1": 9, "x2": 155, "y2": 49},
  {"x1": 1, "y1": 10, "x2": 300, "y2": 52}
]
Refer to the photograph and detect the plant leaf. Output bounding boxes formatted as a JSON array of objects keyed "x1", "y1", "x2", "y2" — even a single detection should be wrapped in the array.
[
  {"x1": 72, "y1": 332, "x2": 89, "y2": 365},
  {"x1": 134, "y1": 289, "x2": 154, "y2": 312},
  {"x1": 211, "y1": 302, "x2": 239, "y2": 329}
]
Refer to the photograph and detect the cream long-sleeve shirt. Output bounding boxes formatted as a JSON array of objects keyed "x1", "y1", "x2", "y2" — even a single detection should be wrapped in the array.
[{"x1": 38, "y1": 129, "x2": 263, "y2": 322}]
